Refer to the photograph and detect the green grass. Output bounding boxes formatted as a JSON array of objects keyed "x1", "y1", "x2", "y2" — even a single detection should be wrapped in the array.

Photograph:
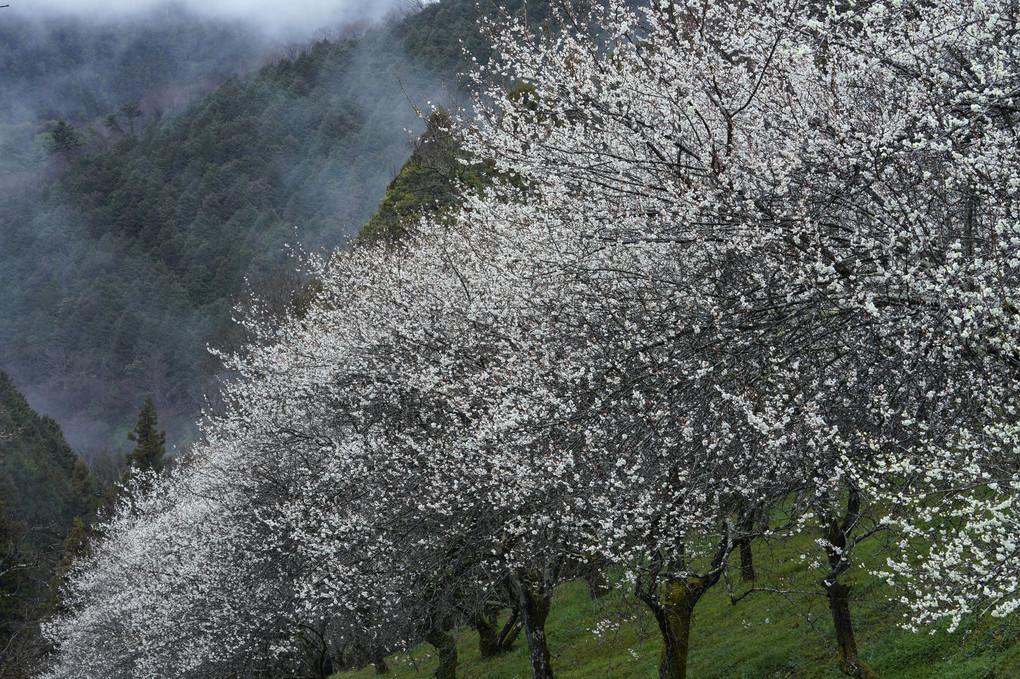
[{"x1": 331, "y1": 542, "x2": 1020, "y2": 679}]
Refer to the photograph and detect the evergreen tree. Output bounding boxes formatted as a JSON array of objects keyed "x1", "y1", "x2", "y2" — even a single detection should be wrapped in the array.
[
  {"x1": 103, "y1": 113, "x2": 123, "y2": 136},
  {"x1": 0, "y1": 489, "x2": 41, "y2": 677},
  {"x1": 0, "y1": 493, "x2": 30, "y2": 625},
  {"x1": 68, "y1": 459, "x2": 97, "y2": 521},
  {"x1": 48, "y1": 120, "x2": 82, "y2": 157},
  {"x1": 52, "y1": 516, "x2": 90, "y2": 599},
  {"x1": 0, "y1": 370, "x2": 78, "y2": 543},
  {"x1": 125, "y1": 395, "x2": 165, "y2": 475},
  {"x1": 118, "y1": 102, "x2": 144, "y2": 135}
]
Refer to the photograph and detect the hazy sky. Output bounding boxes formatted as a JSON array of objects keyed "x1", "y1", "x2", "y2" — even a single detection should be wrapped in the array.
[{"x1": 16, "y1": 0, "x2": 411, "y2": 38}]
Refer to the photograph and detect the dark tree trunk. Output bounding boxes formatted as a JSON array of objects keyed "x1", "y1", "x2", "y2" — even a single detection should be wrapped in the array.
[
  {"x1": 315, "y1": 653, "x2": 335, "y2": 679},
  {"x1": 297, "y1": 622, "x2": 334, "y2": 679},
  {"x1": 818, "y1": 485, "x2": 879, "y2": 679},
  {"x1": 497, "y1": 605, "x2": 523, "y2": 651},
  {"x1": 425, "y1": 629, "x2": 457, "y2": 679},
  {"x1": 636, "y1": 530, "x2": 732, "y2": 679},
  {"x1": 372, "y1": 646, "x2": 389, "y2": 675},
  {"x1": 824, "y1": 579, "x2": 879, "y2": 679},
  {"x1": 640, "y1": 577, "x2": 710, "y2": 679},
  {"x1": 473, "y1": 605, "x2": 521, "y2": 657},
  {"x1": 512, "y1": 571, "x2": 555, "y2": 679},
  {"x1": 737, "y1": 538, "x2": 755, "y2": 582},
  {"x1": 474, "y1": 610, "x2": 500, "y2": 658}
]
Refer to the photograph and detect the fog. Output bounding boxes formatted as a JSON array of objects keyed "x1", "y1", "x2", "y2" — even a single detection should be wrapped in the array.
[
  {"x1": 12, "y1": 0, "x2": 413, "y2": 39},
  {"x1": 0, "y1": 0, "x2": 460, "y2": 455}
]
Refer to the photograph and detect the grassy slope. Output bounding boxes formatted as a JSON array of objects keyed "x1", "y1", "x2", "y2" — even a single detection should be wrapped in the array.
[{"x1": 332, "y1": 538, "x2": 1020, "y2": 679}]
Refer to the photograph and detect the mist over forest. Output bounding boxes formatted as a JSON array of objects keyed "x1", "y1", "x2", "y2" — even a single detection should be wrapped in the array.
[
  {"x1": 20, "y1": 0, "x2": 411, "y2": 41},
  {"x1": 0, "y1": 0, "x2": 469, "y2": 455},
  {"x1": 0, "y1": 11, "x2": 261, "y2": 126}
]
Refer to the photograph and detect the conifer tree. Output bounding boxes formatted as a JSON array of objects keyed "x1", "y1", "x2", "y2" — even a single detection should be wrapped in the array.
[
  {"x1": 117, "y1": 102, "x2": 144, "y2": 136},
  {"x1": 49, "y1": 120, "x2": 82, "y2": 158},
  {"x1": 125, "y1": 396, "x2": 165, "y2": 475},
  {"x1": 51, "y1": 516, "x2": 90, "y2": 602}
]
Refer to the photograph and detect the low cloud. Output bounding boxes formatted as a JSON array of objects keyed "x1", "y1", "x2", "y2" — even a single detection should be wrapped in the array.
[{"x1": 14, "y1": 0, "x2": 407, "y2": 38}]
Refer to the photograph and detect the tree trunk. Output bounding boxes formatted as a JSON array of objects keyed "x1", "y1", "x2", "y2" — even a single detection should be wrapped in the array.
[
  {"x1": 513, "y1": 573, "x2": 555, "y2": 679},
  {"x1": 737, "y1": 538, "x2": 755, "y2": 582},
  {"x1": 372, "y1": 646, "x2": 389, "y2": 675},
  {"x1": 640, "y1": 577, "x2": 709, "y2": 679},
  {"x1": 824, "y1": 579, "x2": 879, "y2": 679},
  {"x1": 314, "y1": 649, "x2": 335, "y2": 679},
  {"x1": 637, "y1": 531, "x2": 732, "y2": 679},
  {"x1": 425, "y1": 629, "x2": 457, "y2": 679},
  {"x1": 497, "y1": 605, "x2": 522, "y2": 652},
  {"x1": 818, "y1": 485, "x2": 879, "y2": 679},
  {"x1": 473, "y1": 605, "x2": 520, "y2": 657},
  {"x1": 473, "y1": 610, "x2": 500, "y2": 658}
]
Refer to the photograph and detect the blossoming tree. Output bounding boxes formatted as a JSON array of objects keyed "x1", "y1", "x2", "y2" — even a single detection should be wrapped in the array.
[{"x1": 42, "y1": 2, "x2": 1020, "y2": 679}]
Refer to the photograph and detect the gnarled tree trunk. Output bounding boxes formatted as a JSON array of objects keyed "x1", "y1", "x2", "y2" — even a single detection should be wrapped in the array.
[
  {"x1": 425, "y1": 628, "x2": 457, "y2": 679},
  {"x1": 824, "y1": 579, "x2": 878, "y2": 679},
  {"x1": 474, "y1": 611, "x2": 500, "y2": 658},
  {"x1": 473, "y1": 605, "x2": 521, "y2": 657},
  {"x1": 636, "y1": 529, "x2": 733, "y2": 679},
  {"x1": 647, "y1": 577, "x2": 709, "y2": 679},
  {"x1": 372, "y1": 646, "x2": 389, "y2": 675},
  {"x1": 511, "y1": 568, "x2": 556, "y2": 679}
]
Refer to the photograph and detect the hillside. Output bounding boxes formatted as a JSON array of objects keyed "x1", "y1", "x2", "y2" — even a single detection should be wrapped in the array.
[
  {"x1": 0, "y1": 370, "x2": 85, "y2": 546},
  {"x1": 11, "y1": 2, "x2": 1020, "y2": 679},
  {"x1": 0, "y1": 0, "x2": 512, "y2": 453},
  {"x1": 0, "y1": 370, "x2": 96, "y2": 677},
  {"x1": 0, "y1": 10, "x2": 265, "y2": 128},
  {"x1": 332, "y1": 566, "x2": 1020, "y2": 679},
  {"x1": 0, "y1": 0, "x2": 567, "y2": 456}
]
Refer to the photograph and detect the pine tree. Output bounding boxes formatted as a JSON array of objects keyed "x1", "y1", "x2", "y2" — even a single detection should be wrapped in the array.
[
  {"x1": 53, "y1": 516, "x2": 90, "y2": 593},
  {"x1": 49, "y1": 120, "x2": 83, "y2": 157},
  {"x1": 125, "y1": 395, "x2": 165, "y2": 475},
  {"x1": 0, "y1": 490, "x2": 36, "y2": 670}
]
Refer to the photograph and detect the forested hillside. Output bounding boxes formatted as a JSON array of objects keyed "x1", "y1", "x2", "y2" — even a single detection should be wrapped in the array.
[
  {"x1": 9, "y1": 1, "x2": 1020, "y2": 678},
  {"x1": 0, "y1": 2, "x2": 549, "y2": 677},
  {"x1": 0, "y1": 9, "x2": 267, "y2": 182},
  {"x1": 0, "y1": 370, "x2": 83, "y2": 547},
  {"x1": 0, "y1": 370, "x2": 96, "y2": 676},
  {"x1": 0, "y1": 10, "x2": 264, "y2": 127},
  {"x1": 0, "y1": 0, "x2": 529, "y2": 453}
]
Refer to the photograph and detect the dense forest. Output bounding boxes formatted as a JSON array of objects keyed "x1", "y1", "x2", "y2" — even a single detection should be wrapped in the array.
[
  {"x1": 0, "y1": 11, "x2": 265, "y2": 127},
  {"x1": 0, "y1": 370, "x2": 92, "y2": 675},
  {"x1": 0, "y1": 370, "x2": 82, "y2": 545}
]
